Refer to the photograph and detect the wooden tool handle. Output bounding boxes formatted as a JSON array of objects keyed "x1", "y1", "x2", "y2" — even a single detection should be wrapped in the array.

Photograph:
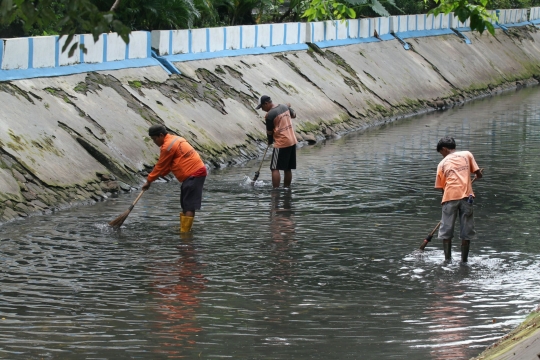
[{"x1": 128, "y1": 190, "x2": 146, "y2": 211}]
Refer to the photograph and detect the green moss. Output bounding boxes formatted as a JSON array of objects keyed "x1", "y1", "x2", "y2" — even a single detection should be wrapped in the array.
[
  {"x1": 128, "y1": 80, "x2": 143, "y2": 89},
  {"x1": 297, "y1": 121, "x2": 321, "y2": 133},
  {"x1": 44, "y1": 103, "x2": 50, "y2": 109},
  {"x1": 73, "y1": 82, "x2": 88, "y2": 93},
  {"x1": 366, "y1": 100, "x2": 388, "y2": 114}
]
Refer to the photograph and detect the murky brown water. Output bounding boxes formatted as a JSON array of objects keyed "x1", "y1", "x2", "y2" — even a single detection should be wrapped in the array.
[{"x1": 1, "y1": 87, "x2": 540, "y2": 359}]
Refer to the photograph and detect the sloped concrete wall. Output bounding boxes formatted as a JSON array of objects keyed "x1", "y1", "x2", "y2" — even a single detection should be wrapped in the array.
[{"x1": 1, "y1": 26, "x2": 540, "y2": 223}]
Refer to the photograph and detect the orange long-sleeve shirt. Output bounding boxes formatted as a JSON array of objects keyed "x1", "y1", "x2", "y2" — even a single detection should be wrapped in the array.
[{"x1": 147, "y1": 134, "x2": 205, "y2": 183}]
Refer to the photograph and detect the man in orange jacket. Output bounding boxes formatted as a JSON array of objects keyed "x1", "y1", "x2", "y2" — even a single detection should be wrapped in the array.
[{"x1": 142, "y1": 125, "x2": 207, "y2": 233}]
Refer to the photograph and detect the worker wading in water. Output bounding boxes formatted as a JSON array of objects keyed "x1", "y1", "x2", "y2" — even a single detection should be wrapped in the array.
[
  {"x1": 256, "y1": 95, "x2": 297, "y2": 188},
  {"x1": 142, "y1": 125, "x2": 207, "y2": 233},
  {"x1": 435, "y1": 136, "x2": 483, "y2": 263}
]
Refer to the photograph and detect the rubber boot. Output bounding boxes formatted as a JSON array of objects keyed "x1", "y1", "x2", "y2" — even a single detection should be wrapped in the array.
[
  {"x1": 461, "y1": 240, "x2": 470, "y2": 263},
  {"x1": 180, "y1": 215, "x2": 194, "y2": 233},
  {"x1": 443, "y1": 240, "x2": 452, "y2": 262},
  {"x1": 179, "y1": 212, "x2": 185, "y2": 231}
]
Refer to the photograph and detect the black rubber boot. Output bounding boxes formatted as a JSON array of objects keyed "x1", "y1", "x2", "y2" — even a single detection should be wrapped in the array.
[
  {"x1": 443, "y1": 240, "x2": 452, "y2": 262},
  {"x1": 461, "y1": 241, "x2": 470, "y2": 263}
]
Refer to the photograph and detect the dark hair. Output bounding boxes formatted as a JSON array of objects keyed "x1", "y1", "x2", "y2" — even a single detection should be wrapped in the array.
[
  {"x1": 436, "y1": 136, "x2": 456, "y2": 152},
  {"x1": 148, "y1": 124, "x2": 167, "y2": 137}
]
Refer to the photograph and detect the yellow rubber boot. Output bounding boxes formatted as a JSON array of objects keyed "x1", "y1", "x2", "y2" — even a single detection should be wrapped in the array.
[{"x1": 180, "y1": 215, "x2": 194, "y2": 233}]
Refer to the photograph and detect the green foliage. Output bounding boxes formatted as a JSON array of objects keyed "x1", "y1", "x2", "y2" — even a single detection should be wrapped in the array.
[
  {"x1": 0, "y1": 0, "x2": 520, "y2": 53},
  {"x1": 0, "y1": 0, "x2": 131, "y2": 56},
  {"x1": 93, "y1": 0, "x2": 201, "y2": 29},
  {"x1": 303, "y1": 0, "x2": 356, "y2": 21},
  {"x1": 302, "y1": 0, "x2": 400, "y2": 21},
  {"x1": 427, "y1": 0, "x2": 498, "y2": 34}
]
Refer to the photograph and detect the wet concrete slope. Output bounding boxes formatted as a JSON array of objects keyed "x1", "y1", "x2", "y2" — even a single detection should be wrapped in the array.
[{"x1": 1, "y1": 26, "x2": 540, "y2": 222}]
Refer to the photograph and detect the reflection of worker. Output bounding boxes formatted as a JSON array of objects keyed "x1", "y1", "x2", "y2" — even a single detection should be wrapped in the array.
[
  {"x1": 142, "y1": 125, "x2": 207, "y2": 233},
  {"x1": 151, "y1": 237, "x2": 206, "y2": 357},
  {"x1": 424, "y1": 281, "x2": 471, "y2": 359},
  {"x1": 256, "y1": 95, "x2": 297, "y2": 188},
  {"x1": 269, "y1": 190, "x2": 296, "y2": 282},
  {"x1": 435, "y1": 136, "x2": 482, "y2": 263}
]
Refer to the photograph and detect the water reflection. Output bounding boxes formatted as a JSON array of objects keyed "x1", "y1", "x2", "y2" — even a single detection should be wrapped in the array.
[
  {"x1": 150, "y1": 235, "x2": 206, "y2": 358},
  {"x1": 424, "y1": 279, "x2": 472, "y2": 360},
  {"x1": 1, "y1": 87, "x2": 540, "y2": 359}
]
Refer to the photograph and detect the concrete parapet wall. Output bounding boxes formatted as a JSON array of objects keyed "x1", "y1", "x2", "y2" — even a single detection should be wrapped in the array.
[
  {"x1": 1, "y1": 7, "x2": 536, "y2": 78},
  {"x1": 1, "y1": 31, "x2": 152, "y2": 77},
  {"x1": 530, "y1": 7, "x2": 540, "y2": 20},
  {"x1": 496, "y1": 9, "x2": 528, "y2": 24}
]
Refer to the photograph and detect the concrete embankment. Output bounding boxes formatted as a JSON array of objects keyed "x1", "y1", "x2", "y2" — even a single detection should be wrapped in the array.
[
  {"x1": 473, "y1": 306, "x2": 540, "y2": 360},
  {"x1": 1, "y1": 26, "x2": 540, "y2": 224}
]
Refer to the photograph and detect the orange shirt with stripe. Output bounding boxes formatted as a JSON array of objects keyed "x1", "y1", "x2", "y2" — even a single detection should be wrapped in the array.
[
  {"x1": 147, "y1": 134, "x2": 206, "y2": 183},
  {"x1": 435, "y1": 151, "x2": 479, "y2": 203},
  {"x1": 265, "y1": 104, "x2": 297, "y2": 149}
]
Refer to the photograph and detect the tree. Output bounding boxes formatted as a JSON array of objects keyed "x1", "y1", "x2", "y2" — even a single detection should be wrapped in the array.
[
  {"x1": 301, "y1": 0, "x2": 498, "y2": 35},
  {"x1": 428, "y1": 0, "x2": 498, "y2": 34},
  {"x1": 0, "y1": 0, "x2": 131, "y2": 55}
]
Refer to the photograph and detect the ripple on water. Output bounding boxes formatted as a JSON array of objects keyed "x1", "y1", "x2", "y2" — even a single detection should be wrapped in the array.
[{"x1": 2, "y1": 88, "x2": 540, "y2": 358}]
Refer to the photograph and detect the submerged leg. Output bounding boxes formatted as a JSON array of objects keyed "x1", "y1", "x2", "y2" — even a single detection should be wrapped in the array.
[
  {"x1": 271, "y1": 170, "x2": 281, "y2": 188},
  {"x1": 284, "y1": 170, "x2": 292, "y2": 188},
  {"x1": 443, "y1": 239, "x2": 452, "y2": 262},
  {"x1": 461, "y1": 240, "x2": 470, "y2": 263}
]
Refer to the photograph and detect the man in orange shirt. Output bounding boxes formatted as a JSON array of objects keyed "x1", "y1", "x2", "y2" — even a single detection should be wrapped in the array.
[
  {"x1": 142, "y1": 125, "x2": 207, "y2": 233},
  {"x1": 256, "y1": 95, "x2": 297, "y2": 188},
  {"x1": 435, "y1": 136, "x2": 483, "y2": 263}
]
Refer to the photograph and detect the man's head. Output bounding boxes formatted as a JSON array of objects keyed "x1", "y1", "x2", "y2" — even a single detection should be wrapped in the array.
[
  {"x1": 255, "y1": 95, "x2": 272, "y2": 112},
  {"x1": 148, "y1": 124, "x2": 168, "y2": 147},
  {"x1": 436, "y1": 136, "x2": 456, "y2": 157}
]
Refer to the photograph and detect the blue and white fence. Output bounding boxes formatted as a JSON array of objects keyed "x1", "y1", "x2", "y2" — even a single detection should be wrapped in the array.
[
  {"x1": 1, "y1": 8, "x2": 538, "y2": 81},
  {"x1": 151, "y1": 23, "x2": 308, "y2": 61},
  {"x1": 0, "y1": 31, "x2": 155, "y2": 80},
  {"x1": 496, "y1": 9, "x2": 529, "y2": 25},
  {"x1": 531, "y1": 7, "x2": 540, "y2": 23}
]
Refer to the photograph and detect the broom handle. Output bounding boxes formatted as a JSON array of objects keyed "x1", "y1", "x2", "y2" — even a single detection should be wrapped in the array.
[
  {"x1": 257, "y1": 145, "x2": 270, "y2": 173},
  {"x1": 128, "y1": 190, "x2": 146, "y2": 211},
  {"x1": 429, "y1": 221, "x2": 441, "y2": 236}
]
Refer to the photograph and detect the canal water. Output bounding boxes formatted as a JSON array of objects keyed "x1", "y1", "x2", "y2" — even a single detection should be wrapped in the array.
[{"x1": 1, "y1": 87, "x2": 540, "y2": 359}]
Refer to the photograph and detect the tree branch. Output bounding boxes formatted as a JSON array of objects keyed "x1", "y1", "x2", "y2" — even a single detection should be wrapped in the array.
[{"x1": 110, "y1": 0, "x2": 121, "y2": 11}]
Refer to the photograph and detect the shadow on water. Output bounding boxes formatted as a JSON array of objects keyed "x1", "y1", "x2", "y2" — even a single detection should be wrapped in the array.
[{"x1": 1, "y1": 87, "x2": 540, "y2": 358}]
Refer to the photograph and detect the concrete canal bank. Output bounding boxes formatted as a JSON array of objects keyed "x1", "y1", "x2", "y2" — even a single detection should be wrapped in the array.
[
  {"x1": 2, "y1": 24, "x2": 540, "y2": 223},
  {"x1": 473, "y1": 306, "x2": 540, "y2": 359}
]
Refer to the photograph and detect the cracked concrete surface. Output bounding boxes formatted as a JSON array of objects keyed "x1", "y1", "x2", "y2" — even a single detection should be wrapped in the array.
[{"x1": 2, "y1": 27, "x2": 540, "y2": 223}]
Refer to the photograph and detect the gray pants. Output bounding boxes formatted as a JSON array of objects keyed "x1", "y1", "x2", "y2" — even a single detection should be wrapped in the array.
[{"x1": 438, "y1": 198, "x2": 476, "y2": 241}]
